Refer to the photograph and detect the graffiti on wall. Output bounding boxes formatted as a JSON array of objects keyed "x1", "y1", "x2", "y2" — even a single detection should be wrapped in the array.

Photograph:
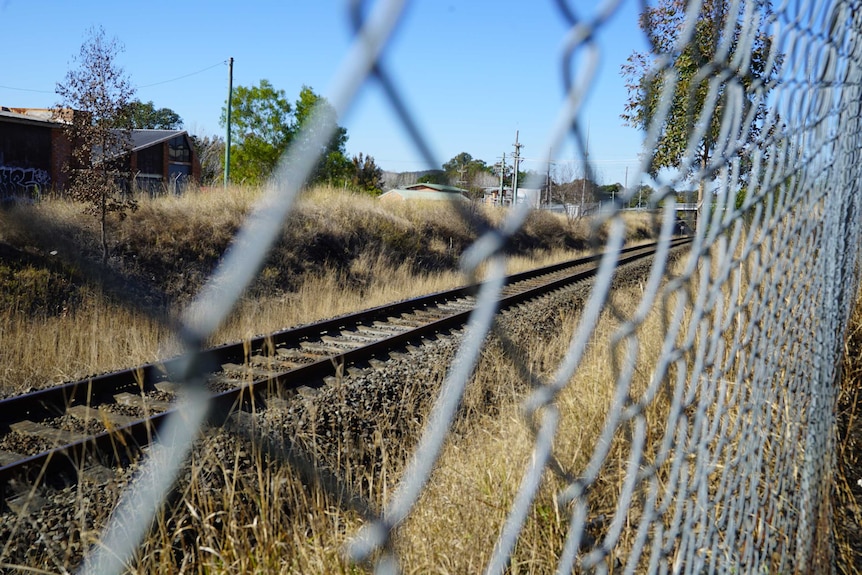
[{"x1": 0, "y1": 165, "x2": 51, "y2": 199}]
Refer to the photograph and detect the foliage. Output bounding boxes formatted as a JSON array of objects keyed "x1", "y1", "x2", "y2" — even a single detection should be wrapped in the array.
[
  {"x1": 351, "y1": 153, "x2": 384, "y2": 194},
  {"x1": 597, "y1": 183, "x2": 623, "y2": 203},
  {"x1": 493, "y1": 157, "x2": 513, "y2": 188},
  {"x1": 635, "y1": 184, "x2": 656, "y2": 208},
  {"x1": 118, "y1": 99, "x2": 183, "y2": 130},
  {"x1": 621, "y1": 0, "x2": 780, "y2": 192},
  {"x1": 55, "y1": 25, "x2": 137, "y2": 267},
  {"x1": 442, "y1": 152, "x2": 492, "y2": 190},
  {"x1": 417, "y1": 172, "x2": 448, "y2": 185},
  {"x1": 292, "y1": 86, "x2": 352, "y2": 186},
  {"x1": 221, "y1": 82, "x2": 351, "y2": 186},
  {"x1": 221, "y1": 79, "x2": 292, "y2": 185}
]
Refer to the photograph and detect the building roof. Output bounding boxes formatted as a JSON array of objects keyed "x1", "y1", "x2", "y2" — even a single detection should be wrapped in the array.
[
  {"x1": 379, "y1": 188, "x2": 470, "y2": 202},
  {"x1": 404, "y1": 183, "x2": 468, "y2": 194},
  {"x1": 94, "y1": 129, "x2": 188, "y2": 161},
  {"x1": 0, "y1": 109, "x2": 188, "y2": 154},
  {"x1": 0, "y1": 107, "x2": 65, "y2": 127},
  {"x1": 127, "y1": 129, "x2": 187, "y2": 152}
]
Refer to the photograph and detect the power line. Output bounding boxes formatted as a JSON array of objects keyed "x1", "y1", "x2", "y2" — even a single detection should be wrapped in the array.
[
  {"x1": 138, "y1": 60, "x2": 226, "y2": 89},
  {"x1": 0, "y1": 84, "x2": 53, "y2": 94},
  {"x1": 0, "y1": 60, "x2": 227, "y2": 96}
]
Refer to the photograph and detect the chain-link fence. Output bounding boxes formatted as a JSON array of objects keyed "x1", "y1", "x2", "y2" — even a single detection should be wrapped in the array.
[{"x1": 69, "y1": 0, "x2": 862, "y2": 572}]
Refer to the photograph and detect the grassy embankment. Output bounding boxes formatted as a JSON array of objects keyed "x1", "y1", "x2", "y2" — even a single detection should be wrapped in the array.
[{"x1": 0, "y1": 185, "x2": 654, "y2": 396}]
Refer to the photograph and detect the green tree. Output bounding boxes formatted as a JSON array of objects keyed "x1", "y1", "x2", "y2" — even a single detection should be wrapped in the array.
[
  {"x1": 442, "y1": 152, "x2": 491, "y2": 190},
  {"x1": 636, "y1": 184, "x2": 656, "y2": 208},
  {"x1": 221, "y1": 82, "x2": 351, "y2": 186},
  {"x1": 598, "y1": 183, "x2": 623, "y2": 204},
  {"x1": 621, "y1": 0, "x2": 779, "y2": 205},
  {"x1": 292, "y1": 85, "x2": 351, "y2": 186},
  {"x1": 221, "y1": 79, "x2": 293, "y2": 185},
  {"x1": 351, "y1": 153, "x2": 384, "y2": 194},
  {"x1": 118, "y1": 99, "x2": 183, "y2": 130},
  {"x1": 417, "y1": 172, "x2": 447, "y2": 185},
  {"x1": 55, "y1": 26, "x2": 137, "y2": 268}
]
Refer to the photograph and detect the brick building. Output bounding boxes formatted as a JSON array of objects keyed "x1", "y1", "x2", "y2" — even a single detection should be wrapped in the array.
[
  {"x1": 0, "y1": 107, "x2": 201, "y2": 199},
  {"x1": 122, "y1": 130, "x2": 201, "y2": 194},
  {"x1": 0, "y1": 107, "x2": 73, "y2": 199}
]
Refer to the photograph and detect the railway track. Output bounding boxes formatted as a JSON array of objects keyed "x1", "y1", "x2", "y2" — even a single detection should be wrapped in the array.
[{"x1": 0, "y1": 237, "x2": 690, "y2": 507}]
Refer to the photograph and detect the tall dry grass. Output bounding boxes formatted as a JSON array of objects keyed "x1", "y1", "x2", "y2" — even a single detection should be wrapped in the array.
[
  {"x1": 89, "y1": 248, "x2": 683, "y2": 573},
  {"x1": 1, "y1": 185, "x2": 633, "y2": 395},
  {"x1": 391, "y1": 259, "x2": 684, "y2": 572},
  {"x1": 2, "y1": 185, "x2": 673, "y2": 572}
]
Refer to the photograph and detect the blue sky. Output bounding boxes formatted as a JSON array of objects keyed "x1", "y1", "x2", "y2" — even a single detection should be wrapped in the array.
[{"x1": 0, "y1": 0, "x2": 649, "y2": 186}]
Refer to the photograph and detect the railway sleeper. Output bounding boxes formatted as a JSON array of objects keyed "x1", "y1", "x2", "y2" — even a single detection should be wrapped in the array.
[
  {"x1": 66, "y1": 405, "x2": 139, "y2": 428},
  {"x1": 275, "y1": 347, "x2": 323, "y2": 362},
  {"x1": 384, "y1": 316, "x2": 425, "y2": 328},
  {"x1": 355, "y1": 325, "x2": 405, "y2": 337},
  {"x1": 299, "y1": 341, "x2": 346, "y2": 354},
  {"x1": 113, "y1": 392, "x2": 173, "y2": 413},
  {"x1": 370, "y1": 321, "x2": 411, "y2": 332},
  {"x1": 220, "y1": 363, "x2": 283, "y2": 380},
  {"x1": 10, "y1": 421, "x2": 88, "y2": 446},
  {"x1": 5, "y1": 486, "x2": 47, "y2": 514},
  {"x1": 154, "y1": 381, "x2": 183, "y2": 395},
  {"x1": 410, "y1": 308, "x2": 448, "y2": 320},
  {"x1": 320, "y1": 334, "x2": 368, "y2": 346}
]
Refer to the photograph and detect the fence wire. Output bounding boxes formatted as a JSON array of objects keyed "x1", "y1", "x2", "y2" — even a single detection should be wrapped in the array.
[{"x1": 71, "y1": 0, "x2": 862, "y2": 573}]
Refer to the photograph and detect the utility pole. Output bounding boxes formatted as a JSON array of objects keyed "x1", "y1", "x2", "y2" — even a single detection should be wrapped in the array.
[
  {"x1": 457, "y1": 163, "x2": 468, "y2": 190},
  {"x1": 580, "y1": 122, "x2": 590, "y2": 217},
  {"x1": 512, "y1": 130, "x2": 523, "y2": 206},
  {"x1": 496, "y1": 152, "x2": 506, "y2": 205},
  {"x1": 224, "y1": 57, "x2": 234, "y2": 189},
  {"x1": 545, "y1": 149, "x2": 553, "y2": 207}
]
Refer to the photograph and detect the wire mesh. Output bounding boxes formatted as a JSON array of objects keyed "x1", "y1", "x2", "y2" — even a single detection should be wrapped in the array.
[{"x1": 9, "y1": 0, "x2": 859, "y2": 572}]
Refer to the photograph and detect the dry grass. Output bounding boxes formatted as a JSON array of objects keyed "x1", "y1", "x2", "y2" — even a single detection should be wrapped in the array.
[
  {"x1": 1, "y1": 185, "x2": 636, "y2": 396},
  {"x1": 0, "y1": 186, "x2": 671, "y2": 572},
  {"x1": 834, "y1": 285, "x2": 862, "y2": 574},
  {"x1": 2, "y1": 190, "x2": 851, "y2": 571},
  {"x1": 391, "y1": 261, "x2": 682, "y2": 573},
  {"x1": 70, "y1": 264, "x2": 677, "y2": 574}
]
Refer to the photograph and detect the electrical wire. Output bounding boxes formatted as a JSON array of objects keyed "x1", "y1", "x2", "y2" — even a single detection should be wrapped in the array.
[
  {"x1": 137, "y1": 60, "x2": 226, "y2": 89},
  {"x1": 0, "y1": 60, "x2": 226, "y2": 96}
]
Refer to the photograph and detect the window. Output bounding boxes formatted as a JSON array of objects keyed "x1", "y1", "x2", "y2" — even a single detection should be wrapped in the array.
[
  {"x1": 136, "y1": 145, "x2": 162, "y2": 174},
  {"x1": 168, "y1": 136, "x2": 191, "y2": 163}
]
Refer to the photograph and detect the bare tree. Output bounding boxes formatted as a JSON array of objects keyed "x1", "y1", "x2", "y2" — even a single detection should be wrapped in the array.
[
  {"x1": 55, "y1": 26, "x2": 137, "y2": 267},
  {"x1": 189, "y1": 132, "x2": 226, "y2": 186}
]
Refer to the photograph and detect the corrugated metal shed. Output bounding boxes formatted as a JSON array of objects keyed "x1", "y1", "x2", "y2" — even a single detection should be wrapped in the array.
[
  {"x1": 379, "y1": 188, "x2": 470, "y2": 202},
  {"x1": 403, "y1": 183, "x2": 467, "y2": 194}
]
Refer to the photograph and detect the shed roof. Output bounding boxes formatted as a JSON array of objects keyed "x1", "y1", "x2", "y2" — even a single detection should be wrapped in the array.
[
  {"x1": 379, "y1": 188, "x2": 469, "y2": 202},
  {"x1": 404, "y1": 183, "x2": 468, "y2": 193}
]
